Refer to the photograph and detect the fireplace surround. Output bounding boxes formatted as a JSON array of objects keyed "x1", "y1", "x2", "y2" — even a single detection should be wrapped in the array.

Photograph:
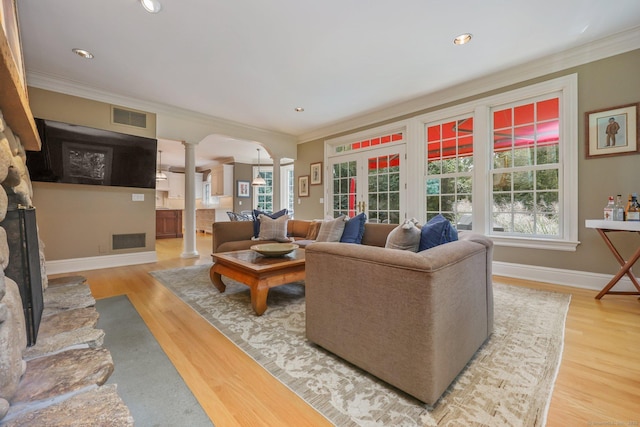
[{"x1": 1, "y1": 204, "x2": 43, "y2": 346}]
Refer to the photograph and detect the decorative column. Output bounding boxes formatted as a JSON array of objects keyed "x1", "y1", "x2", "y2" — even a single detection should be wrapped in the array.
[{"x1": 181, "y1": 141, "x2": 199, "y2": 258}]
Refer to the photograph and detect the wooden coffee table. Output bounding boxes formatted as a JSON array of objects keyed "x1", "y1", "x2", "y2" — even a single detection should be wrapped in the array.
[{"x1": 209, "y1": 249, "x2": 305, "y2": 315}]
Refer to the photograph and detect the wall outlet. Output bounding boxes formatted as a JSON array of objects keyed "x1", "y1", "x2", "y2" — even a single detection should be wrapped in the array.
[
  {"x1": 239, "y1": 201, "x2": 242, "y2": 205},
  {"x1": 319, "y1": 198, "x2": 324, "y2": 204},
  {"x1": 132, "y1": 193, "x2": 144, "y2": 201}
]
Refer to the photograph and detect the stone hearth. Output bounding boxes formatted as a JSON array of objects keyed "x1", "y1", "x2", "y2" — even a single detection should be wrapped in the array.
[{"x1": 0, "y1": 276, "x2": 133, "y2": 426}]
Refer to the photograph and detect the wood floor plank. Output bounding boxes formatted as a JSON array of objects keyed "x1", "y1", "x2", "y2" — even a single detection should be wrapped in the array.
[{"x1": 47, "y1": 234, "x2": 640, "y2": 426}]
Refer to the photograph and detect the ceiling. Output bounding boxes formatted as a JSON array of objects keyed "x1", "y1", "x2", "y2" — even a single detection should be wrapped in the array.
[{"x1": 17, "y1": 1, "x2": 640, "y2": 167}]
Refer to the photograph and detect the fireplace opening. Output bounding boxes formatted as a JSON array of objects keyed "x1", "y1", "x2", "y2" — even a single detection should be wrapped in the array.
[{"x1": 1, "y1": 206, "x2": 44, "y2": 346}]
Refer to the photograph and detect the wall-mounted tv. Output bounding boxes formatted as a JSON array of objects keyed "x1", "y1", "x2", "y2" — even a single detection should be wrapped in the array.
[{"x1": 26, "y1": 118, "x2": 157, "y2": 189}]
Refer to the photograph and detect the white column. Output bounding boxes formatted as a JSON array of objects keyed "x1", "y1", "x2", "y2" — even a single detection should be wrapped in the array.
[
  {"x1": 181, "y1": 141, "x2": 199, "y2": 258},
  {"x1": 272, "y1": 156, "x2": 281, "y2": 210}
]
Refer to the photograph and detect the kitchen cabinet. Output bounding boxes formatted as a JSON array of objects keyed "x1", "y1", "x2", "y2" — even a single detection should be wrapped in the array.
[
  {"x1": 211, "y1": 164, "x2": 234, "y2": 196},
  {"x1": 196, "y1": 209, "x2": 215, "y2": 233},
  {"x1": 156, "y1": 209, "x2": 183, "y2": 239},
  {"x1": 167, "y1": 172, "x2": 203, "y2": 199},
  {"x1": 196, "y1": 209, "x2": 231, "y2": 233},
  {"x1": 156, "y1": 171, "x2": 170, "y2": 191},
  {"x1": 168, "y1": 172, "x2": 184, "y2": 198}
]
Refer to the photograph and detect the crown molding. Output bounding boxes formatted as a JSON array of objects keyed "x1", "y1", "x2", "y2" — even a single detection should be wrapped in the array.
[
  {"x1": 298, "y1": 25, "x2": 640, "y2": 144},
  {"x1": 26, "y1": 25, "x2": 640, "y2": 146},
  {"x1": 26, "y1": 71, "x2": 296, "y2": 144}
]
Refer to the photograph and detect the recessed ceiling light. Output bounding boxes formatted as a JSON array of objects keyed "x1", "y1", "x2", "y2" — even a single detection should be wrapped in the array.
[
  {"x1": 453, "y1": 33, "x2": 472, "y2": 45},
  {"x1": 72, "y1": 48, "x2": 94, "y2": 59},
  {"x1": 140, "y1": 0, "x2": 162, "y2": 13},
  {"x1": 294, "y1": 107, "x2": 305, "y2": 112}
]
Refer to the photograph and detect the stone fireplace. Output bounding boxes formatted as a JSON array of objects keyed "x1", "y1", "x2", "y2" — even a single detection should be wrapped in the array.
[{"x1": 0, "y1": 112, "x2": 133, "y2": 424}]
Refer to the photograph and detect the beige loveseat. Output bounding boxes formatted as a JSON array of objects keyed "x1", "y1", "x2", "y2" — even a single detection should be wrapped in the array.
[{"x1": 305, "y1": 231, "x2": 493, "y2": 405}]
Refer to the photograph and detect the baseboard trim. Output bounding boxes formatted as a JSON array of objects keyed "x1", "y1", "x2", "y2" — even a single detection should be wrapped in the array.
[
  {"x1": 493, "y1": 261, "x2": 639, "y2": 293},
  {"x1": 45, "y1": 251, "x2": 158, "y2": 275},
  {"x1": 44, "y1": 253, "x2": 636, "y2": 293}
]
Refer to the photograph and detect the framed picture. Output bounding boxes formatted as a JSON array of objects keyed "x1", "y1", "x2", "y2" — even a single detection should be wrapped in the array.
[
  {"x1": 298, "y1": 175, "x2": 309, "y2": 197},
  {"x1": 585, "y1": 103, "x2": 639, "y2": 159},
  {"x1": 237, "y1": 180, "x2": 250, "y2": 198},
  {"x1": 310, "y1": 162, "x2": 322, "y2": 185}
]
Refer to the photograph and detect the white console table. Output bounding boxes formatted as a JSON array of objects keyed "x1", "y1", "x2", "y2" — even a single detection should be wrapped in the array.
[{"x1": 585, "y1": 220, "x2": 640, "y2": 299}]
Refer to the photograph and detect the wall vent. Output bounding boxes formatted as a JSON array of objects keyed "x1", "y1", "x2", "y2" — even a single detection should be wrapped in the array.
[
  {"x1": 112, "y1": 233, "x2": 146, "y2": 250},
  {"x1": 111, "y1": 106, "x2": 148, "y2": 129}
]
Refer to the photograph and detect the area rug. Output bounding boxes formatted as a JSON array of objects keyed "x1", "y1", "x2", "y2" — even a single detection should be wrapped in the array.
[{"x1": 150, "y1": 264, "x2": 571, "y2": 427}]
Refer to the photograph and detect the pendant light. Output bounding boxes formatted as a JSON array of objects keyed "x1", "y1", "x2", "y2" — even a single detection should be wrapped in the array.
[
  {"x1": 156, "y1": 150, "x2": 168, "y2": 181},
  {"x1": 252, "y1": 148, "x2": 266, "y2": 186}
]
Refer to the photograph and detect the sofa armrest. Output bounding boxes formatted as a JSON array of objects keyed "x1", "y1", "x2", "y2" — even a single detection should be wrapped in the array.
[{"x1": 212, "y1": 221, "x2": 255, "y2": 253}]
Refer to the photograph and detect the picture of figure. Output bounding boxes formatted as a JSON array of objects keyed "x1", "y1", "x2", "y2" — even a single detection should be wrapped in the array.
[
  {"x1": 605, "y1": 117, "x2": 620, "y2": 146},
  {"x1": 586, "y1": 103, "x2": 638, "y2": 159},
  {"x1": 596, "y1": 113, "x2": 627, "y2": 149}
]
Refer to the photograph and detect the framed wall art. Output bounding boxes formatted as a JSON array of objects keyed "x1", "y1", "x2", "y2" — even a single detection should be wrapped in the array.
[
  {"x1": 237, "y1": 180, "x2": 250, "y2": 198},
  {"x1": 310, "y1": 162, "x2": 322, "y2": 185},
  {"x1": 298, "y1": 175, "x2": 309, "y2": 197},
  {"x1": 585, "y1": 103, "x2": 639, "y2": 159}
]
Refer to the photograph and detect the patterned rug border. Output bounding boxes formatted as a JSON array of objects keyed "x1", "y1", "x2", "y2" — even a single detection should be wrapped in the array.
[{"x1": 150, "y1": 263, "x2": 571, "y2": 426}]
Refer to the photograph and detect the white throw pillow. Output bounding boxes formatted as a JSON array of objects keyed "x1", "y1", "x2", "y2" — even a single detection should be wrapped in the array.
[
  {"x1": 258, "y1": 214, "x2": 290, "y2": 242},
  {"x1": 385, "y1": 218, "x2": 421, "y2": 251},
  {"x1": 315, "y1": 215, "x2": 347, "y2": 242}
]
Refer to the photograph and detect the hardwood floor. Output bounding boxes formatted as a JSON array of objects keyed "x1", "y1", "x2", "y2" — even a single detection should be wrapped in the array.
[{"x1": 49, "y1": 234, "x2": 640, "y2": 426}]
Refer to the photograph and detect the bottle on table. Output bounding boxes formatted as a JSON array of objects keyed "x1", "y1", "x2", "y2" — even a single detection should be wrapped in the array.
[
  {"x1": 603, "y1": 196, "x2": 615, "y2": 221},
  {"x1": 614, "y1": 194, "x2": 625, "y2": 221},
  {"x1": 628, "y1": 193, "x2": 640, "y2": 221}
]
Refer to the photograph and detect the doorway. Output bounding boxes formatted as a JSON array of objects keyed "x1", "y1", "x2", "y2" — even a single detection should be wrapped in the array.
[{"x1": 327, "y1": 144, "x2": 406, "y2": 223}]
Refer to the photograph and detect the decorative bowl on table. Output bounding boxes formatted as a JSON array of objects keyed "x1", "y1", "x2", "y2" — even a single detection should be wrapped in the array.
[{"x1": 250, "y1": 243, "x2": 299, "y2": 257}]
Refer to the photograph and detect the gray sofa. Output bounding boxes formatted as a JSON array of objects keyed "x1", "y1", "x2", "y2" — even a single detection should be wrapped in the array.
[{"x1": 305, "y1": 230, "x2": 493, "y2": 405}]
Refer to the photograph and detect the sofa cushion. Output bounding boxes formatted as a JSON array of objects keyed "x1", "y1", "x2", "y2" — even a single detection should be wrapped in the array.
[
  {"x1": 257, "y1": 214, "x2": 291, "y2": 242},
  {"x1": 340, "y1": 213, "x2": 367, "y2": 244},
  {"x1": 385, "y1": 219, "x2": 421, "y2": 251},
  {"x1": 305, "y1": 221, "x2": 323, "y2": 240},
  {"x1": 418, "y1": 214, "x2": 459, "y2": 251},
  {"x1": 316, "y1": 215, "x2": 347, "y2": 242},
  {"x1": 252, "y1": 208, "x2": 287, "y2": 238}
]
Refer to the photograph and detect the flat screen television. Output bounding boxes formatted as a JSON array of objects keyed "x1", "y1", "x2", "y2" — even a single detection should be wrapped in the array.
[{"x1": 26, "y1": 118, "x2": 157, "y2": 189}]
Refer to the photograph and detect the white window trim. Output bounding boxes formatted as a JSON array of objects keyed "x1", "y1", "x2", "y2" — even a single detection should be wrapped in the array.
[
  {"x1": 394, "y1": 75, "x2": 578, "y2": 251},
  {"x1": 412, "y1": 74, "x2": 579, "y2": 251},
  {"x1": 252, "y1": 165, "x2": 272, "y2": 210},
  {"x1": 484, "y1": 75, "x2": 579, "y2": 251},
  {"x1": 280, "y1": 163, "x2": 294, "y2": 212}
]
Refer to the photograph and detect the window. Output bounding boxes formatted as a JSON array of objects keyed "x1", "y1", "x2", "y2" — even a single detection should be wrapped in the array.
[
  {"x1": 426, "y1": 116, "x2": 474, "y2": 227},
  {"x1": 252, "y1": 164, "x2": 295, "y2": 214},
  {"x1": 418, "y1": 75, "x2": 578, "y2": 250},
  {"x1": 253, "y1": 167, "x2": 273, "y2": 212},
  {"x1": 281, "y1": 164, "x2": 295, "y2": 215},
  {"x1": 491, "y1": 97, "x2": 560, "y2": 237}
]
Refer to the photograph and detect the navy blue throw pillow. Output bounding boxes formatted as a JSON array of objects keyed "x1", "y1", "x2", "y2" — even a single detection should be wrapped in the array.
[
  {"x1": 252, "y1": 208, "x2": 288, "y2": 238},
  {"x1": 418, "y1": 214, "x2": 458, "y2": 251},
  {"x1": 340, "y1": 213, "x2": 367, "y2": 244}
]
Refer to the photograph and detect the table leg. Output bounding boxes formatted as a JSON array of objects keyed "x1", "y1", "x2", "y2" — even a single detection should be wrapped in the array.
[
  {"x1": 596, "y1": 229, "x2": 640, "y2": 289},
  {"x1": 250, "y1": 281, "x2": 269, "y2": 316},
  {"x1": 209, "y1": 267, "x2": 226, "y2": 293},
  {"x1": 595, "y1": 235, "x2": 640, "y2": 299}
]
